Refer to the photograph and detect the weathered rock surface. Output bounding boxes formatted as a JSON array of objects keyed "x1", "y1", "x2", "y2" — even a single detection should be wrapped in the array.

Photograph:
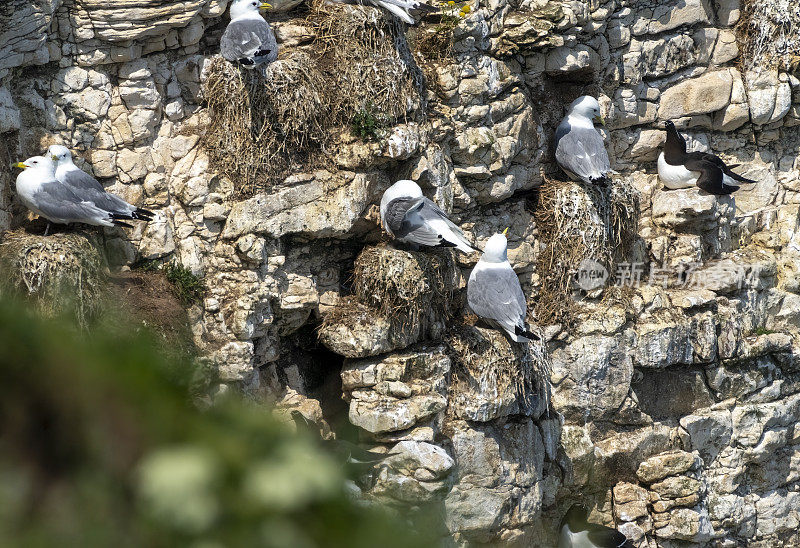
[{"x1": 2, "y1": 0, "x2": 800, "y2": 545}]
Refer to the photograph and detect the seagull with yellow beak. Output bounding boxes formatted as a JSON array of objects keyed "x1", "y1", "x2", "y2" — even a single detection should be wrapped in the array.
[
  {"x1": 554, "y1": 95, "x2": 612, "y2": 186},
  {"x1": 467, "y1": 229, "x2": 539, "y2": 343},
  {"x1": 220, "y1": 0, "x2": 277, "y2": 68},
  {"x1": 13, "y1": 155, "x2": 136, "y2": 235}
]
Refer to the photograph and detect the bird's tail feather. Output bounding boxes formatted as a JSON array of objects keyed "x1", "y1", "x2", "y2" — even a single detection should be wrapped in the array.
[
  {"x1": 514, "y1": 325, "x2": 540, "y2": 341},
  {"x1": 723, "y1": 168, "x2": 757, "y2": 184},
  {"x1": 132, "y1": 208, "x2": 154, "y2": 221},
  {"x1": 111, "y1": 219, "x2": 134, "y2": 228}
]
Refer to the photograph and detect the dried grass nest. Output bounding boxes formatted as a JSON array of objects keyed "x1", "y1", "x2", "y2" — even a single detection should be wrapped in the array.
[
  {"x1": 321, "y1": 245, "x2": 459, "y2": 335},
  {"x1": 737, "y1": 0, "x2": 800, "y2": 72},
  {"x1": 201, "y1": 2, "x2": 424, "y2": 195},
  {"x1": 533, "y1": 176, "x2": 640, "y2": 327},
  {"x1": 445, "y1": 323, "x2": 551, "y2": 418},
  {"x1": 0, "y1": 231, "x2": 107, "y2": 328}
]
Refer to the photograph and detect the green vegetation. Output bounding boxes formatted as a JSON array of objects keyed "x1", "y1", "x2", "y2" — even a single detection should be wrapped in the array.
[
  {"x1": 135, "y1": 259, "x2": 205, "y2": 305},
  {"x1": 351, "y1": 104, "x2": 390, "y2": 141},
  {"x1": 0, "y1": 297, "x2": 436, "y2": 546},
  {"x1": 162, "y1": 261, "x2": 205, "y2": 305},
  {"x1": 752, "y1": 326, "x2": 777, "y2": 336}
]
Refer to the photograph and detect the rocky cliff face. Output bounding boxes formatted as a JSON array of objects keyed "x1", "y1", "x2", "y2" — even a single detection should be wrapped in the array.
[{"x1": 2, "y1": 0, "x2": 800, "y2": 545}]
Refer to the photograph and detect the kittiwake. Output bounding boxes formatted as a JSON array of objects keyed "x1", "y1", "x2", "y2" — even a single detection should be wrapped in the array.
[
  {"x1": 467, "y1": 229, "x2": 539, "y2": 343},
  {"x1": 14, "y1": 156, "x2": 137, "y2": 231},
  {"x1": 555, "y1": 95, "x2": 612, "y2": 185},
  {"x1": 380, "y1": 179, "x2": 478, "y2": 254},
  {"x1": 48, "y1": 145, "x2": 153, "y2": 222},
  {"x1": 328, "y1": 0, "x2": 438, "y2": 25},
  {"x1": 220, "y1": 0, "x2": 277, "y2": 68},
  {"x1": 559, "y1": 505, "x2": 634, "y2": 548},
  {"x1": 658, "y1": 120, "x2": 756, "y2": 195}
]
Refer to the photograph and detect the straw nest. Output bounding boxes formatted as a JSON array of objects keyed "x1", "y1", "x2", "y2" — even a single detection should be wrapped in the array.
[
  {"x1": 737, "y1": 0, "x2": 800, "y2": 72},
  {"x1": 533, "y1": 177, "x2": 640, "y2": 327},
  {"x1": 202, "y1": 2, "x2": 424, "y2": 195},
  {"x1": 0, "y1": 231, "x2": 107, "y2": 328}
]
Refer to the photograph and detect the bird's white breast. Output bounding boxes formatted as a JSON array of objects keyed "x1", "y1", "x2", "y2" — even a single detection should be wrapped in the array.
[
  {"x1": 559, "y1": 528, "x2": 596, "y2": 548},
  {"x1": 15, "y1": 170, "x2": 48, "y2": 216},
  {"x1": 658, "y1": 152, "x2": 698, "y2": 189}
]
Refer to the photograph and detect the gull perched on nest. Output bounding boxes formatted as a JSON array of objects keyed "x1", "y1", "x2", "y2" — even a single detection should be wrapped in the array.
[
  {"x1": 658, "y1": 121, "x2": 757, "y2": 195},
  {"x1": 467, "y1": 230, "x2": 539, "y2": 343},
  {"x1": 328, "y1": 0, "x2": 439, "y2": 25},
  {"x1": 14, "y1": 155, "x2": 145, "y2": 234},
  {"x1": 380, "y1": 179, "x2": 478, "y2": 254},
  {"x1": 555, "y1": 95, "x2": 612, "y2": 186},
  {"x1": 220, "y1": 0, "x2": 278, "y2": 68},
  {"x1": 48, "y1": 145, "x2": 153, "y2": 222}
]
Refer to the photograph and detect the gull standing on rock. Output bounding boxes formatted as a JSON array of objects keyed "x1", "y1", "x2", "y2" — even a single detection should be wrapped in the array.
[
  {"x1": 555, "y1": 95, "x2": 612, "y2": 186},
  {"x1": 48, "y1": 145, "x2": 153, "y2": 222},
  {"x1": 559, "y1": 505, "x2": 634, "y2": 548},
  {"x1": 467, "y1": 229, "x2": 539, "y2": 343},
  {"x1": 14, "y1": 156, "x2": 138, "y2": 233},
  {"x1": 220, "y1": 0, "x2": 277, "y2": 68},
  {"x1": 658, "y1": 120, "x2": 756, "y2": 195},
  {"x1": 380, "y1": 179, "x2": 478, "y2": 253}
]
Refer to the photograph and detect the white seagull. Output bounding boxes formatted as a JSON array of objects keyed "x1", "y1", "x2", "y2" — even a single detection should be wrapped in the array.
[
  {"x1": 555, "y1": 96, "x2": 612, "y2": 185},
  {"x1": 220, "y1": 0, "x2": 278, "y2": 68},
  {"x1": 467, "y1": 230, "x2": 538, "y2": 343},
  {"x1": 48, "y1": 145, "x2": 153, "y2": 222},
  {"x1": 380, "y1": 179, "x2": 478, "y2": 254},
  {"x1": 14, "y1": 156, "x2": 138, "y2": 233},
  {"x1": 328, "y1": 0, "x2": 439, "y2": 25}
]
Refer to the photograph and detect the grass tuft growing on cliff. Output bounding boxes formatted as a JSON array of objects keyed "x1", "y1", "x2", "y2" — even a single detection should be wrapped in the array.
[
  {"x1": 201, "y1": 2, "x2": 422, "y2": 194},
  {"x1": 533, "y1": 177, "x2": 640, "y2": 327}
]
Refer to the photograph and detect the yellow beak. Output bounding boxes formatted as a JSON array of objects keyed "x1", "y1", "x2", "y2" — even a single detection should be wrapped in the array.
[
  {"x1": 502, "y1": 227, "x2": 509, "y2": 236},
  {"x1": 13, "y1": 162, "x2": 27, "y2": 169},
  {"x1": 594, "y1": 115, "x2": 605, "y2": 126},
  {"x1": 51, "y1": 154, "x2": 59, "y2": 161},
  {"x1": 259, "y1": 2, "x2": 272, "y2": 8}
]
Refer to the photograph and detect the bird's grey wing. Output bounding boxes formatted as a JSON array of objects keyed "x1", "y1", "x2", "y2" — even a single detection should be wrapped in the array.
[
  {"x1": 33, "y1": 182, "x2": 110, "y2": 222},
  {"x1": 555, "y1": 126, "x2": 610, "y2": 182},
  {"x1": 60, "y1": 167, "x2": 104, "y2": 193},
  {"x1": 221, "y1": 20, "x2": 276, "y2": 62},
  {"x1": 60, "y1": 169, "x2": 133, "y2": 214},
  {"x1": 384, "y1": 197, "x2": 421, "y2": 234},
  {"x1": 468, "y1": 266, "x2": 526, "y2": 327}
]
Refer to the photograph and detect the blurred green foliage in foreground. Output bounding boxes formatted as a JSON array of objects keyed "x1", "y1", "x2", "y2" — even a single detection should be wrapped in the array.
[{"x1": 0, "y1": 297, "x2": 436, "y2": 547}]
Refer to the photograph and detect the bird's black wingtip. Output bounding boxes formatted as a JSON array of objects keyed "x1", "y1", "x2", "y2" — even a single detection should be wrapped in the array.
[
  {"x1": 514, "y1": 325, "x2": 540, "y2": 341},
  {"x1": 112, "y1": 219, "x2": 134, "y2": 228}
]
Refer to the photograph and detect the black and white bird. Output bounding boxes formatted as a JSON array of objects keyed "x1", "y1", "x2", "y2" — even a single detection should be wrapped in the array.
[
  {"x1": 329, "y1": 0, "x2": 439, "y2": 25},
  {"x1": 220, "y1": 0, "x2": 277, "y2": 68},
  {"x1": 555, "y1": 96, "x2": 612, "y2": 186},
  {"x1": 289, "y1": 411, "x2": 395, "y2": 478},
  {"x1": 658, "y1": 120, "x2": 756, "y2": 195},
  {"x1": 14, "y1": 156, "x2": 138, "y2": 233},
  {"x1": 380, "y1": 179, "x2": 478, "y2": 254},
  {"x1": 467, "y1": 230, "x2": 539, "y2": 343},
  {"x1": 48, "y1": 145, "x2": 153, "y2": 222},
  {"x1": 559, "y1": 505, "x2": 634, "y2": 548}
]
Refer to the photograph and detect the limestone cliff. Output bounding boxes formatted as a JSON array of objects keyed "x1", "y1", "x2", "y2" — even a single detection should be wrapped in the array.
[{"x1": 1, "y1": 0, "x2": 800, "y2": 545}]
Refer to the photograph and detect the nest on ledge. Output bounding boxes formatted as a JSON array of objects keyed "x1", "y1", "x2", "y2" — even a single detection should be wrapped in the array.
[{"x1": 201, "y1": 1, "x2": 423, "y2": 195}]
